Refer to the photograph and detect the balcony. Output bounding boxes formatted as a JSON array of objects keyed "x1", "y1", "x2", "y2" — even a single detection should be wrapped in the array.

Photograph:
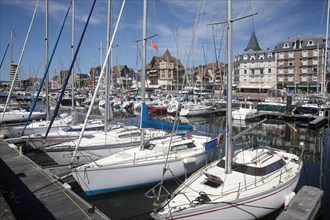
[{"x1": 159, "y1": 62, "x2": 174, "y2": 69}]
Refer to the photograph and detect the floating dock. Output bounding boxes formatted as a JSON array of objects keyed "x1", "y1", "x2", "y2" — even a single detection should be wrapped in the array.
[
  {"x1": 246, "y1": 112, "x2": 328, "y2": 129},
  {"x1": 0, "y1": 140, "x2": 109, "y2": 220},
  {"x1": 276, "y1": 185, "x2": 324, "y2": 220}
]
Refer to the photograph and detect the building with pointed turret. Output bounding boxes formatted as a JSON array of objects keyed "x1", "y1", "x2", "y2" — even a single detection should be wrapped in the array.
[
  {"x1": 235, "y1": 32, "x2": 328, "y2": 94},
  {"x1": 234, "y1": 32, "x2": 276, "y2": 92}
]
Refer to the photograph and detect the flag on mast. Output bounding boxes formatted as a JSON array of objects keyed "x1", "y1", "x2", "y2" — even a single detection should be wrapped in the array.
[{"x1": 151, "y1": 40, "x2": 158, "y2": 52}]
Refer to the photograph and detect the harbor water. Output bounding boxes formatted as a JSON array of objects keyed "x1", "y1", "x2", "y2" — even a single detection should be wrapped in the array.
[{"x1": 22, "y1": 112, "x2": 329, "y2": 220}]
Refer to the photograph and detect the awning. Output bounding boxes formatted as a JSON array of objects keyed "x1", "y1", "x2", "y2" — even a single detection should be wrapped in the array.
[{"x1": 237, "y1": 85, "x2": 273, "y2": 89}]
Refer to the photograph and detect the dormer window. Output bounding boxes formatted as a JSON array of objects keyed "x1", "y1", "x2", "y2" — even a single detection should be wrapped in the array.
[
  {"x1": 268, "y1": 53, "x2": 272, "y2": 59},
  {"x1": 283, "y1": 43, "x2": 289, "y2": 49},
  {"x1": 250, "y1": 55, "x2": 255, "y2": 60},
  {"x1": 259, "y1": 54, "x2": 264, "y2": 60},
  {"x1": 243, "y1": 55, "x2": 248, "y2": 60},
  {"x1": 307, "y1": 40, "x2": 314, "y2": 46},
  {"x1": 294, "y1": 40, "x2": 301, "y2": 49}
]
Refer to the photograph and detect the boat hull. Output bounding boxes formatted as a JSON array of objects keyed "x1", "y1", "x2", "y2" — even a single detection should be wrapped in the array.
[
  {"x1": 156, "y1": 174, "x2": 300, "y2": 219},
  {"x1": 72, "y1": 152, "x2": 211, "y2": 195}
]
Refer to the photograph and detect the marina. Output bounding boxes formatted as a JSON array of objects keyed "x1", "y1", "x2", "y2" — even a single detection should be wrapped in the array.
[{"x1": 1, "y1": 0, "x2": 330, "y2": 219}]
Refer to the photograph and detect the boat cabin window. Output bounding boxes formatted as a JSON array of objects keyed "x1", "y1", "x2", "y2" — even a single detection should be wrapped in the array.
[
  {"x1": 118, "y1": 132, "x2": 140, "y2": 139},
  {"x1": 144, "y1": 143, "x2": 156, "y2": 150},
  {"x1": 171, "y1": 142, "x2": 196, "y2": 152},
  {"x1": 216, "y1": 158, "x2": 285, "y2": 176}
]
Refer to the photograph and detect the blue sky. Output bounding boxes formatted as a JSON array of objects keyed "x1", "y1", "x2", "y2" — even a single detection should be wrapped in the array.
[{"x1": 0, "y1": 0, "x2": 328, "y2": 82}]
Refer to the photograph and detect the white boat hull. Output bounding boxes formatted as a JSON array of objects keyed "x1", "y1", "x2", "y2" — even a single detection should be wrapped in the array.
[
  {"x1": 156, "y1": 175, "x2": 300, "y2": 219},
  {"x1": 72, "y1": 152, "x2": 210, "y2": 195},
  {"x1": 0, "y1": 110, "x2": 45, "y2": 123},
  {"x1": 154, "y1": 149, "x2": 303, "y2": 220}
]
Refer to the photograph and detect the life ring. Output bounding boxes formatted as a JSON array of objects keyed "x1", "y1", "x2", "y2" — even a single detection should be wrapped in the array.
[{"x1": 217, "y1": 133, "x2": 224, "y2": 144}]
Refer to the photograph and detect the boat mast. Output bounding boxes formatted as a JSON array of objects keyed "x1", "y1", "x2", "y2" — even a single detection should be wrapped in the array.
[
  {"x1": 105, "y1": 0, "x2": 113, "y2": 132},
  {"x1": 71, "y1": 0, "x2": 75, "y2": 111},
  {"x1": 323, "y1": 0, "x2": 329, "y2": 96},
  {"x1": 140, "y1": 0, "x2": 147, "y2": 149},
  {"x1": 68, "y1": 0, "x2": 126, "y2": 167},
  {"x1": 225, "y1": 0, "x2": 233, "y2": 174},
  {"x1": 45, "y1": 0, "x2": 50, "y2": 120}
]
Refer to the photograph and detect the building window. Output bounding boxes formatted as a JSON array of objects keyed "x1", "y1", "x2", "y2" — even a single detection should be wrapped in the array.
[
  {"x1": 307, "y1": 40, "x2": 314, "y2": 46},
  {"x1": 301, "y1": 74, "x2": 308, "y2": 81},
  {"x1": 260, "y1": 69, "x2": 264, "y2": 78},
  {"x1": 244, "y1": 69, "x2": 247, "y2": 74},
  {"x1": 268, "y1": 53, "x2": 272, "y2": 59},
  {"x1": 283, "y1": 43, "x2": 289, "y2": 48},
  {"x1": 250, "y1": 55, "x2": 255, "y2": 60},
  {"x1": 279, "y1": 61, "x2": 284, "y2": 66},
  {"x1": 313, "y1": 49, "x2": 319, "y2": 57},
  {"x1": 288, "y1": 51, "x2": 294, "y2": 58},
  {"x1": 243, "y1": 55, "x2": 248, "y2": 60},
  {"x1": 301, "y1": 67, "x2": 307, "y2": 74},
  {"x1": 294, "y1": 40, "x2": 301, "y2": 49},
  {"x1": 259, "y1": 54, "x2": 264, "y2": 60},
  {"x1": 288, "y1": 68, "x2": 294, "y2": 74},
  {"x1": 251, "y1": 69, "x2": 255, "y2": 78},
  {"x1": 278, "y1": 68, "x2": 284, "y2": 74},
  {"x1": 268, "y1": 68, "x2": 271, "y2": 73},
  {"x1": 302, "y1": 59, "x2": 308, "y2": 66},
  {"x1": 288, "y1": 60, "x2": 294, "y2": 66},
  {"x1": 279, "y1": 52, "x2": 284, "y2": 59},
  {"x1": 302, "y1": 50, "x2": 308, "y2": 57},
  {"x1": 288, "y1": 75, "x2": 294, "y2": 81}
]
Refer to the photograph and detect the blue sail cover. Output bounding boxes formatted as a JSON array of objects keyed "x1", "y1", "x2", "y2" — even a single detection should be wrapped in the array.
[
  {"x1": 141, "y1": 103, "x2": 192, "y2": 131},
  {"x1": 204, "y1": 138, "x2": 218, "y2": 151}
]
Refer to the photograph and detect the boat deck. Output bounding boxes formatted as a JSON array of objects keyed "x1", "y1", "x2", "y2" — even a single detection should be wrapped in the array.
[{"x1": 0, "y1": 140, "x2": 109, "y2": 220}]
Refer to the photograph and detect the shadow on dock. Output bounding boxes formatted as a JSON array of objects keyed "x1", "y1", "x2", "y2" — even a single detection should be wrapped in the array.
[{"x1": 0, "y1": 140, "x2": 109, "y2": 220}]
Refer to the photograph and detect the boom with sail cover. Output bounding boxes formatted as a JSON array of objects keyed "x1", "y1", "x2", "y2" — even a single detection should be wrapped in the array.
[{"x1": 141, "y1": 103, "x2": 192, "y2": 131}]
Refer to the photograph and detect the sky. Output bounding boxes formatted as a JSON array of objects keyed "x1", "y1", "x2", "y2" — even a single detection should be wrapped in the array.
[{"x1": 0, "y1": 0, "x2": 328, "y2": 82}]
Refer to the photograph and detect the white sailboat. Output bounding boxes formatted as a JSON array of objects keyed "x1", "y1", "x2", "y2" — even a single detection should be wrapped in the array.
[
  {"x1": 2, "y1": 113, "x2": 72, "y2": 138},
  {"x1": 71, "y1": 0, "x2": 220, "y2": 196},
  {"x1": 22, "y1": 119, "x2": 104, "y2": 149},
  {"x1": 179, "y1": 101, "x2": 213, "y2": 117},
  {"x1": 43, "y1": 124, "x2": 167, "y2": 166},
  {"x1": 152, "y1": 1, "x2": 303, "y2": 219},
  {"x1": 232, "y1": 101, "x2": 257, "y2": 120}
]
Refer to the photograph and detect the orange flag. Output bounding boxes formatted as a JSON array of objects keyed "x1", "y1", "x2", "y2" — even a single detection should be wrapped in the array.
[{"x1": 151, "y1": 40, "x2": 158, "y2": 52}]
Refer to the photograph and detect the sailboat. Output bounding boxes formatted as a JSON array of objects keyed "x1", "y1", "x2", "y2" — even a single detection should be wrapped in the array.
[
  {"x1": 71, "y1": 0, "x2": 220, "y2": 196},
  {"x1": 152, "y1": 1, "x2": 303, "y2": 219}
]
